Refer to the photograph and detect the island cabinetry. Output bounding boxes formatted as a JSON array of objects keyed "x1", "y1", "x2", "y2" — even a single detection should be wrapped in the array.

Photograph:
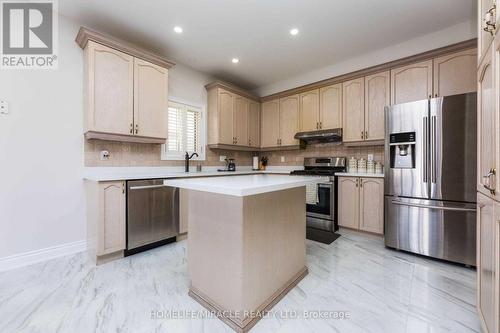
[
  {"x1": 77, "y1": 27, "x2": 174, "y2": 144},
  {"x1": 85, "y1": 180, "x2": 126, "y2": 264},
  {"x1": 206, "y1": 81, "x2": 260, "y2": 150},
  {"x1": 338, "y1": 176, "x2": 384, "y2": 234}
]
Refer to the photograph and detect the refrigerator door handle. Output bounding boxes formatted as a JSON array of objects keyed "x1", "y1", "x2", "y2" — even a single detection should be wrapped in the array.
[
  {"x1": 423, "y1": 116, "x2": 428, "y2": 183},
  {"x1": 430, "y1": 115, "x2": 437, "y2": 183},
  {"x1": 390, "y1": 200, "x2": 476, "y2": 212}
]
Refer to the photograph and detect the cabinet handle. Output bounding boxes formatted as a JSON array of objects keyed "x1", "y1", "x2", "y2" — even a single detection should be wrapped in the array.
[
  {"x1": 365, "y1": 131, "x2": 368, "y2": 139},
  {"x1": 320, "y1": 122, "x2": 323, "y2": 129},
  {"x1": 428, "y1": 95, "x2": 432, "y2": 99},
  {"x1": 135, "y1": 124, "x2": 139, "y2": 134},
  {"x1": 122, "y1": 182, "x2": 125, "y2": 194},
  {"x1": 129, "y1": 123, "x2": 133, "y2": 134},
  {"x1": 483, "y1": 168, "x2": 496, "y2": 195},
  {"x1": 355, "y1": 178, "x2": 358, "y2": 187},
  {"x1": 483, "y1": 4, "x2": 496, "y2": 35},
  {"x1": 360, "y1": 179, "x2": 363, "y2": 188},
  {"x1": 361, "y1": 131, "x2": 364, "y2": 140}
]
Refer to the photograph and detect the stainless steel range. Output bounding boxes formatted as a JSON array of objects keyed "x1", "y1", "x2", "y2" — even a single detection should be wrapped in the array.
[{"x1": 291, "y1": 157, "x2": 346, "y2": 243}]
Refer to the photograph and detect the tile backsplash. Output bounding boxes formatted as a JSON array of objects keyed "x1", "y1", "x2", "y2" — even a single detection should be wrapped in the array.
[
  {"x1": 260, "y1": 143, "x2": 385, "y2": 166},
  {"x1": 85, "y1": 140, "x2": 384, "y2": 168},
  {"x1": 84, "y1": 140, "x2": 254, "y2": 167}
]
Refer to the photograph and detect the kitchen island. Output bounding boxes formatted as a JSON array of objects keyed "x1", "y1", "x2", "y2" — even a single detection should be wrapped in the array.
[{"x1": 164, "y1": 174, "x2": 320, "y2": 332}]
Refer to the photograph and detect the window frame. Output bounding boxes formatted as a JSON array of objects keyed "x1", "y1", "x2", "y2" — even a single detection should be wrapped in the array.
[{"x1": 161, "y1": 98, "x2": 206, "y2": 161}]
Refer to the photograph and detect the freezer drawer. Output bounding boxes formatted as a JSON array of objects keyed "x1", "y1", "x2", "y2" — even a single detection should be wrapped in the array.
[
  {"x1": 384, "y1": 196, "x2": 476, "y2": 266},
  {"x1": 127, "y1": 180, "x2": 179, "y2": 251}
]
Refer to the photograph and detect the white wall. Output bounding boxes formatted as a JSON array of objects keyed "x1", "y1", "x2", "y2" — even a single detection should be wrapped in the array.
[
  {"x1": 255, "y1": 20, "x2": 477, "y2": 96},
  {"x1": 0, "y1": 15, "x2": 213, "y2": 264}
]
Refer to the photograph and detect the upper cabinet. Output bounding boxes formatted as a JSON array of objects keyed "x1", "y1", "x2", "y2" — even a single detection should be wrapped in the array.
[
  {"x1": 206, "y1": 82, "x2": 260, "y2": 149},
  {"x1": 299, "y1": 90, "x2": 320, "y2": 131},
  {"x1": 77, "y1": 27, "x2": 174, "y2": 144},
  {"x1": 234, "y1": 96, "x2": 249, "y2": 146},
  {"x1": 342, "y1": 78, "x2": 365, "y2": 142},
  {"x1": 478, "y1": 44, "x2": 498, "y2": 200},
  {"x1": 248, "y1": 101, "x2": 260, "y2": 148},
  {"x1": 84, "y1": 42, "x2": 134, "y2": 137},
  {"x1": 279, "y1": 95, "x2": 300, "y2": 146},
  {"x1": 391, "y1": 60, "x2": 433, "y2": 105},
  {"x1": 478, "y1": 0, "x2": 496, "y2": 61},
  {"x1": 320, "y1": 84, "x2": 342, "y2": 130},
  {"x1": 364, "y1": 71, "x2": 390, "y2": 141},
  {"x1": 433, "y1": 48, "x2": 477, "y2": 97},
  {"x1": 133, "y1": 59, "x2": 168, "y2": 139},
  {"x1": 261, "y1": 99, "x2": 280, "y2": 148}
]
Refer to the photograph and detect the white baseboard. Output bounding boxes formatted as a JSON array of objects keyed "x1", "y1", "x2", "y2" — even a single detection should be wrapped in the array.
[{"x1": 0, "y1": 240, "x2": 87, "y2": 272}]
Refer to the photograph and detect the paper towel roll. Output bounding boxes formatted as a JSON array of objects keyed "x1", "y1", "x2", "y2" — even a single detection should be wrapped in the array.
[{"x1": 253, "y1": 156, "x2": 259, "y2": 170}]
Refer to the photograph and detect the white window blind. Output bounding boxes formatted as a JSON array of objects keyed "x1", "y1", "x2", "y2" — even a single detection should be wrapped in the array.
[{"x1": 162, "y1": 101, "x2": 204, "y2": 160}]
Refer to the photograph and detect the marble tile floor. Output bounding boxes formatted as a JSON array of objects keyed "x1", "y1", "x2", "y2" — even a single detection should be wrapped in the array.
[{"x1": 0, "y1": 229, "x2": 480, "y2": 333}]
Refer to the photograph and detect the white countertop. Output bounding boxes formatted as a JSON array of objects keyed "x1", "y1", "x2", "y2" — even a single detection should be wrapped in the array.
[
  {"x1": 164, "y1": 174, "x2": 321, "y2": 196},
  {"x1": 335, "y1": 172, "x2": 384, "y2": 178},
  {"x1": 83, "y1": 166, "x2": 298, "y2": 181}
]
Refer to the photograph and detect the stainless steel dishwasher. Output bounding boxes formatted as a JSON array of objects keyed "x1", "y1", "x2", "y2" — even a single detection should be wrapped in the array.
[{"x1": 126, "y1": 179, "x2": 179, "y2": 255}]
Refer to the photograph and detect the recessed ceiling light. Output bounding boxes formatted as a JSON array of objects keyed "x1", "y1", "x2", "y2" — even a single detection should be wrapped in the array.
[
  {"x1": 290, "y1": 28, "x2": 299, "y2": 36},
  {"x1": 231, "y1": 58, "x2": 239, "y2": 64},
  {"x1": 174, "y1": 26, "x2": 183, "y2": 33}
]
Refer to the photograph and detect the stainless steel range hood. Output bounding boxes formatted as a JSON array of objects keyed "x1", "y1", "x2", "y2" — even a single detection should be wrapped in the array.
[{"x1": 294, "y1": 128, "x2": 342, "y2": 144}]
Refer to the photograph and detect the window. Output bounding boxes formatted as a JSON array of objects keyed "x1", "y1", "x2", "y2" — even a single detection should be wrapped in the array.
[{"x1": 162, "y1": 100, "x2": 205, "y2": 160}]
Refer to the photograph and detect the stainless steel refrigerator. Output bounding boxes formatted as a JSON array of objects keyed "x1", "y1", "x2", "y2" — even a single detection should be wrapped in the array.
[{"x1": 384, "y1": 93, "x2": 477, "y2": 266}]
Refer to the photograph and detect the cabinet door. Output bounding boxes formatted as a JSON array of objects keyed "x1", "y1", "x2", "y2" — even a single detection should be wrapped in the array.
[
  {"x1": 390, "y1": 60, "x2": 433, "y2": 105},
  {"x1": 133, "y1": 58, "x2": 168, "y2": 139},
  {"x1": 359, "y1": 178, "x2": 384, "y2": 234},
  {"x1": 433, "y1": 49, "x2": 477, "y2": 97},
  {"x1": 248, "y1": 100, "x2": 260, "y2": 147},
  {"x1": 234, "y1": 96, "x2": 249, "y2": 146},
  {"x1": 98, "y1": 181, "x2": 126, "y2": 255},
  {"x1": 320, "y1": 83, "x2": 342, "y2": 130},
  {"x1": 86, "y1": 41, "x2": 134, "y2": 135},
  {"x1": 342, "y1": 78, "x2": 365, "y2": 142},
  {"x1": 218, "y1": 89, "x2": 234, "y2": 145},
  {"x1": 279, "y1": 95, "x2": 300, "y2": 146},
  {"x1": 477, "y1": 193, "x2": 497, "y2": 333},
  {"x1": 338, "y1": 177, "x2": 359, "y2": 229},
  {"x1": 261, "y1": 100, "x2": 280, "y2": 147},
  {"x1": 365, "y1": 71, "x2": 389, "y2": 141},
  {"x1": 299, "y1": 89, "x2": 320, "y2": 131},
  {"x1": 478, "y1": 46, "x2": 497, "y2": 199},
  {"x1": 478, "y1": 0, "x2": 495, "y2": 61}
]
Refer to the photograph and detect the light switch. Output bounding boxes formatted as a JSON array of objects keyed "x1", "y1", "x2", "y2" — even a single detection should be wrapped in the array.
[
  {"x1": 219, "y1": 155, "x2": 226, "y2": 162},
  {"x1": 0, "y1": 100, "x2": 8, "y2": 114}
]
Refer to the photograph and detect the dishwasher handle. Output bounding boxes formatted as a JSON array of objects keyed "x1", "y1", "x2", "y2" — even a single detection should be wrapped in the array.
[{"x1": 129, "y1": 184, "x2": 168, "y2": 190}]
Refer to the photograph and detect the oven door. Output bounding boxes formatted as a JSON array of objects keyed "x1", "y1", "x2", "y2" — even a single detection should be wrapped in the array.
[{"x1": 306, "y1": 181, "x2": 334, "y2": 230}]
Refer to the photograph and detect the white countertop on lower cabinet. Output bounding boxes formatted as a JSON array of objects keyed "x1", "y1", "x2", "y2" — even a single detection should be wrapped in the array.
[
  {"x1": 163, "y1": 174, "x2": 321, "y2": 196},
  {"x1": 335, "y1": 172, "x2": 384, "y2": 178},
  {"x1": 83, "y1": 166, "x2": 299, "y2": 181}
]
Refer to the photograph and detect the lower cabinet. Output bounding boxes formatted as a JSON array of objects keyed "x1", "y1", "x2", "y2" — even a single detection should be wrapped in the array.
[
  {"x1": 86, "y1": 180, "x2": 126, "y2": 263},
  {"x1": 338, "y1": 177, "x2": 384, "y2": 234},
  {"x1": 476, "y1": 193, "x2": 500, "y2": 333}
]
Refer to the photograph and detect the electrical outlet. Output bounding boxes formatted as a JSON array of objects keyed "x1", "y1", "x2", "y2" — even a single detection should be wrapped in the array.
[
  {"x1": 219, "y1": 155, "x2": 226, "y2": 162},
  {"x1": 100, "y1": 150, "x2": 110, "y2": 161},
  {"x1": 0, "y1": 100, "x2": 8, "y2": 114},
  {"x1": 368, "y1": 154, "x2": 374, "y2": 161},
  {"x1": 280, "y1": 156, "x2": 285, "y2": 162}
]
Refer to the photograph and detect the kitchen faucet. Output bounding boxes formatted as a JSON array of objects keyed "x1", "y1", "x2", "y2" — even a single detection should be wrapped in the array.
[{"x1": 185, "y1": 152, "x2": 199, "y2": 172}]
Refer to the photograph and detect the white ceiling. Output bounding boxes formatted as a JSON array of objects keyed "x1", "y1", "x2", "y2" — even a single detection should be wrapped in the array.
[{"x1": 59, "y1": 0, "x2": 476, "y2": 92}]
